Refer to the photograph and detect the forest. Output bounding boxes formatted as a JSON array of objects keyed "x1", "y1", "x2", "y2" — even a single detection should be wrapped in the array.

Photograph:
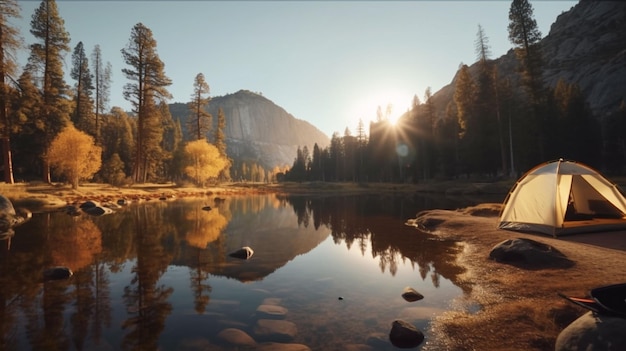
[
  {"x1": 1, "y1": 0, "x2": 624, "y2": 189},
  {"x1": 284, "y1": 1, "x2": 626, "y2": 183}
]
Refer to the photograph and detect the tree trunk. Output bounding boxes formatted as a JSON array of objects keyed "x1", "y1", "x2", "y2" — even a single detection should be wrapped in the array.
[{"x1": 1, "y1": 137, "x2": 13, "y2": 184}]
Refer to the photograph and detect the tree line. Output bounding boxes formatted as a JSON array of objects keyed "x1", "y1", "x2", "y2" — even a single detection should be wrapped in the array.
[
  {"x1": 0, "y1": 0, "x2": 230, "y2": 188},
  {"x1": 284, "y1": 0, "x2": 625, "y2": 183}
]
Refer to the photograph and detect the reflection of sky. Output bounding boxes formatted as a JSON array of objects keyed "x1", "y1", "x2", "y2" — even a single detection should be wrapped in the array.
[{"x1": 5, "y1": 195, "x2": 466, "y2": 350}]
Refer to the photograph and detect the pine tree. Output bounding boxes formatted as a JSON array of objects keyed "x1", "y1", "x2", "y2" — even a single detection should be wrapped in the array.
[
  {"x1": 121, "y1": 22, "x2": 172, "y2": 183},
  {"x1": 71, "y1": 41, "x2": 95, "y2": 135},
  {"x1": 188, "y1": 73, "x2": 211, "y2": 140},
  {"x1": 91, "y1": 44, "x2": 111, "y2": 144},
  {"x1": 214, "y1": 107, "x2": 230, "y2": 181},
  {"x1": 27, "y1": 0, "x2": 72, "y2": 182},
  {"x1": 0, "y1": 0, "x2": 21, "y2": 184},
  {"x1": 508, "y1": 0, "x2": 546, "y2": 164},
  {"x1": 454, "y1": 64, "x2": 478, "y2": 174}
]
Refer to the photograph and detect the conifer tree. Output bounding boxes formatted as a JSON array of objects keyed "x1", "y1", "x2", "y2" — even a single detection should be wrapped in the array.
[
  {"x1": 71, "y1": 41, "x2": 95, "y2": 135},
  {"x1": 188, "y1": 73, "x2": 211, "y2": 141},
  {"x1": 121, "y1": 22, "x2": 172, "y2": 183},
  {"x1": 0, "y1": 0, "x2": 21, "y2": 184},
  {"x1": 508, "y1": 0, "x2": 546, "y2": 165},
  {"x1": 214, "y1": 107, "x2": 231, "y2": 181},
  {"x1": 27, "y1": 0, "x2": 71, "y2": 182},
  {"x1": 91, "y1": 45, "x2": 111, "y2": 144}
]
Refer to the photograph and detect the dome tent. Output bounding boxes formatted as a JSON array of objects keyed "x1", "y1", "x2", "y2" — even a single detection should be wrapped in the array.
[{"x1": 498, "y1": 159, "x2": 626, "y2": 237}]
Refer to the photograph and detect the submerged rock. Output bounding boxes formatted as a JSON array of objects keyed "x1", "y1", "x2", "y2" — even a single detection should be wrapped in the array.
[
  {"x1": 255, "y1": 343, "x2": 311, "y2": 351},
  {"x1": 254, "y1": 319, "x2": 297, "y2": 342},
  {"x1": 256, "y1": 304, "x2": 288, "y2": 319},
  {"x1": 216, "y1": 328, "x2": 257, "y2": 348}
]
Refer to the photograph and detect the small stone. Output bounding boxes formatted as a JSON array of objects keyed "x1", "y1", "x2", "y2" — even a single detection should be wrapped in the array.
[
  {"x1": 401, "y1": 287, "x2": 424, "y2": 302},
  {"x1": 256, "y1": 304, "x2": 288, "y2": 319},
  {"x1": 43, "y1": 266, "x2": 73, "y2": 281},
  {"x1": 228, "y1": 246, "x2": 254, "y2": 259}
]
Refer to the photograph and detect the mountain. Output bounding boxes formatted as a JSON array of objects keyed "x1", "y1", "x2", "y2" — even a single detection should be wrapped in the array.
[
  {"x1": 425, "y1": 0, "x2": 625, "y2": 122},
  {"x1": 169, "y1": 90, "x2": 330, "y2": 170}
]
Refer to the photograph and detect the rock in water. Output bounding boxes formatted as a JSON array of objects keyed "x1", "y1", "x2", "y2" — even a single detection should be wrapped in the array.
[
  {"x1": 401, "y1": 286, "x2": 424, "y2": 302},
  {"x1": 229, "y1": 246, "x2": 254, "y2": 259},
  {"x1": 389, "y1": 320, "x2": 424, "y2": 348},
  {"x1": 43, "y1": 266, "x2": 73, "y2": 281}
]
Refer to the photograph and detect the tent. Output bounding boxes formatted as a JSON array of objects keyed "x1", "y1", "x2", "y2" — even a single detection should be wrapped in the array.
[{"x1": 498, "y1": 159, "x2": 626, "y2": 236}]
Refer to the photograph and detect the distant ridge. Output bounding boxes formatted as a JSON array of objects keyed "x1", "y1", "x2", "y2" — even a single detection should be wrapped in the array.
[{"x1": 169, "y1": 90, "x2": 330, "y2": 170}]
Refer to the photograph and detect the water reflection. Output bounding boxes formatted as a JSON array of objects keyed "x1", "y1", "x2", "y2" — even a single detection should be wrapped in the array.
[{"x1": 1, "y1": 193, "x2": 473, "y2": 350}]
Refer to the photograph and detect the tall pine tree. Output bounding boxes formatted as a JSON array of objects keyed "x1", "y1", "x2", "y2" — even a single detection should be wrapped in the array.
[
  {"x1": 187, "y1": 73, "x2": 211, "y2": 141},
  {"x1": 71, "y1": 41, "x2": 95, "y2": 135},
  {"x1": 0, "y1": 0, "x2": 21, "y2": 183},
  {"x1": 121, "y1": 22, "x2": 171, "y2": 183}
]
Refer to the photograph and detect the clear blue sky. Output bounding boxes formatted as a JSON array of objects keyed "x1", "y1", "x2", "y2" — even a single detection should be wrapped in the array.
[{"x1": 14, "y1": 0, "x2": 577, "y2": 137}]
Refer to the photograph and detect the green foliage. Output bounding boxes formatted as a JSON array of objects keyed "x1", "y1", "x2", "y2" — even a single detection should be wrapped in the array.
[{"x1": 101, "y1": 153, "x2": 127, "y2": 186}]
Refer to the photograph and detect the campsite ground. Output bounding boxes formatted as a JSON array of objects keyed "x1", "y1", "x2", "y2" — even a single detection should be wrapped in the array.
[{"x1": 3, "y1": 180, "x2": 626, "y2": 350}]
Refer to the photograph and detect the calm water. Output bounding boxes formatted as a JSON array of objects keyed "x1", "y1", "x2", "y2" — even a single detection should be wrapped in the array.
[{"x1": 0, "y1": 193, "x2": 490, "y2": 351}]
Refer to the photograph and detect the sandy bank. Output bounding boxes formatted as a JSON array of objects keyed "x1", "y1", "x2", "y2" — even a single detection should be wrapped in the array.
[{"x1": 408, "y1": 205, "x2": 626, "y2": 351}]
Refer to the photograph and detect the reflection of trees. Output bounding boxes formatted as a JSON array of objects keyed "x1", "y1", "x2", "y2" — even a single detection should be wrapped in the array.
[
  {"x1": 184, "y1": 205, "x2": 228, "y2": 249},
  {"x1": 283, "y1": 195, "x2": 466, "y2": 287},
  {"x1": 122, "y1": 205, "x2": 174, "y2": 351}
]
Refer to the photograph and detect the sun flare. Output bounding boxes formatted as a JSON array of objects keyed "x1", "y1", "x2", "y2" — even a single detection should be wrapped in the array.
[{"x1": 348, "y1": 90, "x2": 413, "y2": 132}]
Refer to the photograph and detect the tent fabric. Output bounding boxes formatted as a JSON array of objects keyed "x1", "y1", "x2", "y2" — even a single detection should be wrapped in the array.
[{"x1": 498, "y1": 159, "x2": 626, "y2": 236}]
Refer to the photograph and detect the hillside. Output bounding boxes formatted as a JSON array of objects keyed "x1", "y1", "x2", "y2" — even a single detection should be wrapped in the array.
[
  {"x1": 424, "y1": 1, "x2": 625, "y2": 123},
  {"x1": 169, "y1": 90, "x2": 330, "y2": 170}
]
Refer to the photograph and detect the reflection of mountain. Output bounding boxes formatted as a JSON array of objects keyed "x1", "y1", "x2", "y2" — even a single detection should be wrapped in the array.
[{"x1": 174, "y1": 196, "x2": 330, "y2": 282}]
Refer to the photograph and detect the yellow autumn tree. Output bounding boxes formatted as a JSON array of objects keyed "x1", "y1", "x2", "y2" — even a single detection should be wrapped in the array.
[
  {"x1": 47, "y1": 125, "x2": 102, "y2": 189},
  {"x1": 184, "y1": 139, "x2": 228, "y2": 187}
]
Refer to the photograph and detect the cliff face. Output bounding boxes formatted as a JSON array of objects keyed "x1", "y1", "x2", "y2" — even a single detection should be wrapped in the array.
[
  {"x1": 170, "y1": 90, "x2": 330, "y2": 170},
  {"x1": 428, "y1": 0, "x2": 625, "y2": 121}
]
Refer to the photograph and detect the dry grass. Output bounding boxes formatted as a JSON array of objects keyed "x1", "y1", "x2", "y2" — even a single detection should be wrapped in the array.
[{"x1": 410, "y1": 207, "x2": 626, "y2": 351}]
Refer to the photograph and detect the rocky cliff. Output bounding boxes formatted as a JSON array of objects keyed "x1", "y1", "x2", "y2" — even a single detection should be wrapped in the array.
[
  {"x1": 427, "y1": 0, "x2": 625, "y2": 121},
  {"x1": 170, "y1": 90, "x2": 330, "y2": 170}
]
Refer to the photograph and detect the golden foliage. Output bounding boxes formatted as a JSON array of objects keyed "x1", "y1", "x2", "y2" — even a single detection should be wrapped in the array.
[
  {"x1": 185, "y1": 207, "x2": 228, "y2": 248},
  {"x1": 184, "y1": 139, "x2": 228, "y2": 186},
  {"x1": 47, "y1": 125, "x2": 102, "y2": 188},
  {"x1": 50, "y1": 218, "x2": 102, "y2": 270}
]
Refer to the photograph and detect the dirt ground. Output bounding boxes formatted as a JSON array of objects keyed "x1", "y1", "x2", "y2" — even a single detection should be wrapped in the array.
[{"x1": 408, "y1": 204, "x2": 626, "y2": 351}]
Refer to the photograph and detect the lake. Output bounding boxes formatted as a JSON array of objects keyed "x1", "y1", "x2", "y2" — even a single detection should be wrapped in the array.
[{"x1": 0, "y1": 193, "x2": 495, "y2": 350}]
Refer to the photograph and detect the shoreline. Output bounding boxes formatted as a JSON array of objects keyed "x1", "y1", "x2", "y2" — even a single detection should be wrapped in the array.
[{"x1": 409, "y1": 207, "x2": 626, "y2": 350}]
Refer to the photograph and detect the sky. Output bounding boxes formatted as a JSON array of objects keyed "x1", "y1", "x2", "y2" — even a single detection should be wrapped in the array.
[{"x1": 13, "y1": 0, "x2": 578, "y2": 137}]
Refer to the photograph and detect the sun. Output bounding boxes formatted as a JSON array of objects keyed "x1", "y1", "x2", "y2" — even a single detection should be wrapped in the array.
[{"x1": 348, "y1": 90, "x2": 413, "y2": 131}]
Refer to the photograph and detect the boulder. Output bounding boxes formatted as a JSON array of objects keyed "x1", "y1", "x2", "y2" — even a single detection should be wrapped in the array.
[
  {"x1": 79, "y1": 200, "x2": 100, "y2": 210},
  {"x1": 556, "y1": 311, "x2": 626, "y2": 350},
  {"x1": 0, "y1": 195, "x2": 32, "y2": 231},
  {"x1": 216, "y1": 328, "x2": 257, "y2": 348},
  {"x1": 401, "y1": 286, "x2": 424, "y2": 302},
  {"x1": 84, "y1": 206, "x2": 114, "y2": 216},
  {"x1": 389, "y1": 320, "x2": 424, "y2": 348},
  {"x1": 229, "y1": 246, "x2": 254, "y2": 259},
  {"x1": 489, "y1": 238, "x2": 574, "y2": 269}
]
